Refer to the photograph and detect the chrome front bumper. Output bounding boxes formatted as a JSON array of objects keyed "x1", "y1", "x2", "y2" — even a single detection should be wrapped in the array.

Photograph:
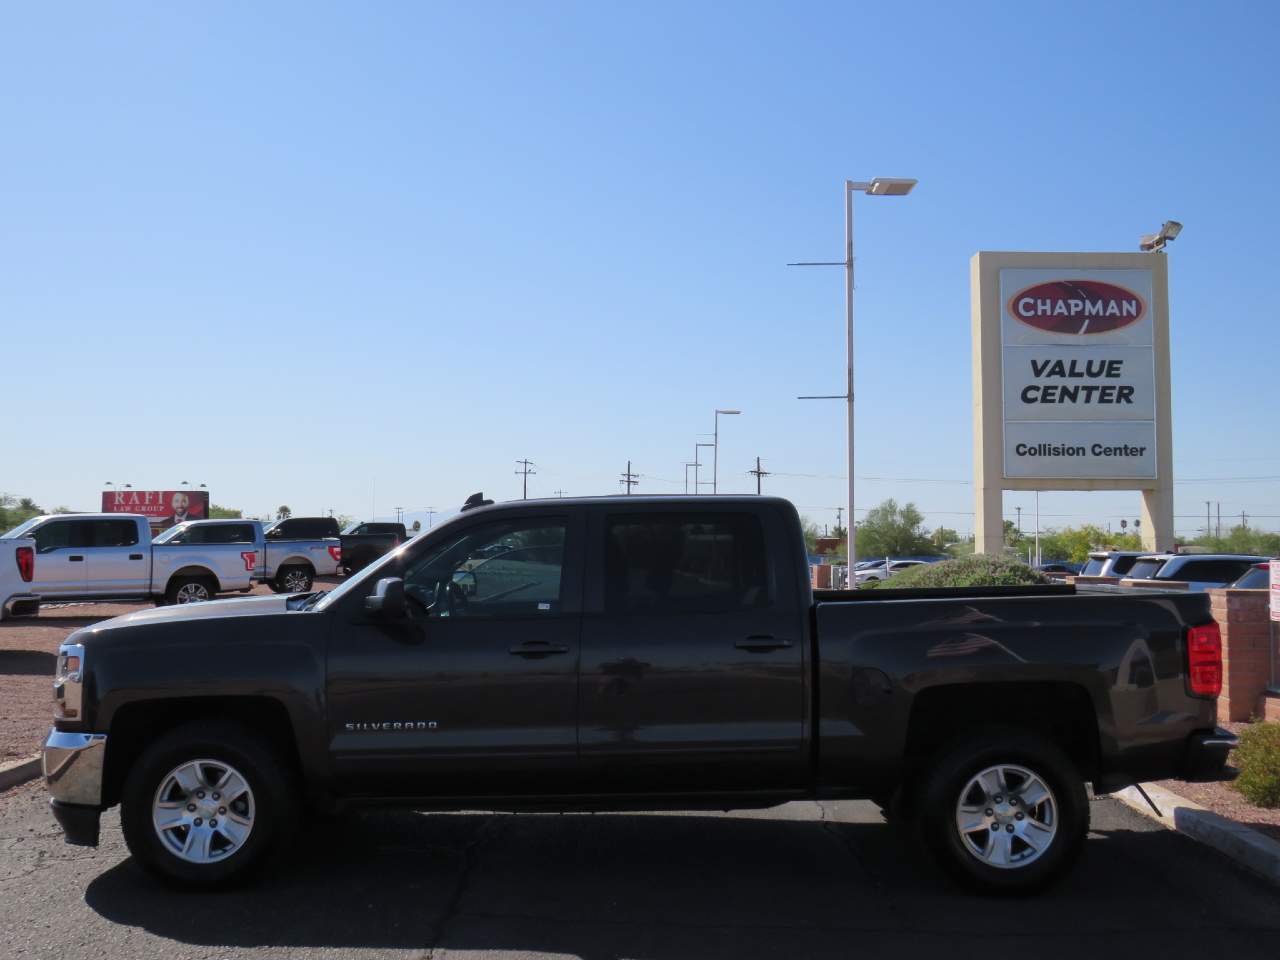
[{"x1": 43, "y1": 729, "x2": 107, "y2": 806}]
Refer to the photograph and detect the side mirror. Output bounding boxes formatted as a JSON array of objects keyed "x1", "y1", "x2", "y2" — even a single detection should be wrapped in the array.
[{"x1": 364, "y1": 577, "x2": 407, "y2": 620}]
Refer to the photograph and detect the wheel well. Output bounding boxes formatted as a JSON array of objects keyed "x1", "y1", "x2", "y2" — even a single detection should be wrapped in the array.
[
  {"x1": 905, "y1": 682, "x2": 1100, "y2": 779},
  {"x1": 277, "y1": 559, "x2": 315, "y2": 574},
  {"x1": 168, "y1": 566, "x2": 221, "y2": 592},
  {"x1": 102, "y1": 696, "x2": 302, "y2": 807}
]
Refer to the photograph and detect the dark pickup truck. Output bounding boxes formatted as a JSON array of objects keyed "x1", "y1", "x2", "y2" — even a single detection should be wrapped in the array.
[
  {"x1": 339, "y1": 521, "x2": 409, "y2": 575},
  {"x1": 42, "y1": 495, "x2": 1234, "y2": 892}
]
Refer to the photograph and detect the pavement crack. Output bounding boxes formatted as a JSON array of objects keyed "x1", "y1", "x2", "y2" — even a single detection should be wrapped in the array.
[{"x1": 423, "y1": 814, "x2": 497, "y2": 959}]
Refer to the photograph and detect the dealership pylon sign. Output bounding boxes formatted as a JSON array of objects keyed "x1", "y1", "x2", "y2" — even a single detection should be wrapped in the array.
[{"x1": 971, "y1": 252, "x2": 1174, "y2": 554}]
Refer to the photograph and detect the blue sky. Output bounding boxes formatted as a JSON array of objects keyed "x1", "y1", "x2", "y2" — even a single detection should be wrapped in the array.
[{"x1": 2, "y1": 1, "x2": 1277, "y2": 537}]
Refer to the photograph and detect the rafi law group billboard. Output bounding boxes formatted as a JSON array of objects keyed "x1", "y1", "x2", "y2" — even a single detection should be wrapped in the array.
[
  {"x1": 1000, "y1": 268, "x2": 1156, "y2": 480},
  {"x1": 100, "y1": 489, "x2": 210, "y2": 530}
]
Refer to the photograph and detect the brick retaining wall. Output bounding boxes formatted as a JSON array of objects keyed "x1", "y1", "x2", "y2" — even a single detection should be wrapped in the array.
[{"x1": 1210, "y1": 588, "x2": 1277, "y2": 722}]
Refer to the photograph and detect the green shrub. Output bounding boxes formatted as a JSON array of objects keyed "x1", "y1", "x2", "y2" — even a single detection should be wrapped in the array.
[
  {"x1": 1233, "y1": 722, "x2": 1280, "y2": 808},
  {"x1": 866, "y1": 555, "x2": 1051, "y2": 589}
]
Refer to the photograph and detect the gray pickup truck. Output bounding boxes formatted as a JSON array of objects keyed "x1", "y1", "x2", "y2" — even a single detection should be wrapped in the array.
[
  {"x1": 42, "y1": 495, "x2": 1234, "y2": 894},
  {"x1": 261, "y1": 516, "x2": 342, "y2": 594},
  {"x1": 2, "y1": 514, "x2": 262, "y2": 606}
]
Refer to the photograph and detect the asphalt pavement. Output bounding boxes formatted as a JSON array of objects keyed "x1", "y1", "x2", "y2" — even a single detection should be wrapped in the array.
[{"x1": 2, "y1": 780, "x2": 1278, "y2": 960}]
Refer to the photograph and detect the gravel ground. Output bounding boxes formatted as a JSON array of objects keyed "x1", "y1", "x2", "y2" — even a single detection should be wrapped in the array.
[
  {"x1": 1155, "y1": 720, "x2": 1280, "y2": 843},
  {"x1": 0, "y1": 579, "x2": 340, "y2": 761}
]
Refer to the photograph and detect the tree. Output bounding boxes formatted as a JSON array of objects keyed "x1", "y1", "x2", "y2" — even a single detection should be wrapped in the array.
[
  {"x1": 932, "y1": 526, "x2": 960, "y2": 551},
  {"x1": 800, "y1": 516, "x2": 821, "y2": 554},
  {"x1": 276, "y1": 505, "x2": 292, "y2": 520},
  {"x1": 856, "y1": 499, "x2": 935, "y2": 558},
  {"x1": 209, "y1": 504, "x2": 243, "y2": 519},
  {"x1": 1190, "y1": 525, "x2": 1280, "y2": 557},
  {"x1": 51, "y1": 506, "x2": 74, "y2": 514},
  {"x1": 411, "y1": 520, "x2": 421, "y2": 533}
]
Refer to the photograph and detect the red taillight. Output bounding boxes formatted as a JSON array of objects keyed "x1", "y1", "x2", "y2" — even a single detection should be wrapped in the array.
[
  {"x1": 1187, "y1": 623, "x2": 1222, "y2": 698},
  {"x1": 15, "y1": 546, "x2": 34, "y2": 583},
  {"x1": 328, "y1": 545, "x2": 342, "y2": 563}
]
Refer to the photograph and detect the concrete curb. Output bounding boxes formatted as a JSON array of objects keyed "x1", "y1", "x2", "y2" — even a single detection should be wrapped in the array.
[
  {"x1": 1115, "y1": 783, "x2": 1280, "y2": 887},
  {"x1": 0, "y1": 754, "x2": 41, "y2": 793}
]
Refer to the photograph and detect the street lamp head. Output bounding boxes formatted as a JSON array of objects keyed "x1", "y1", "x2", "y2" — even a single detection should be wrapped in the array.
[
  {"x1": 1140, "y1": 219, "x2": 1182, "y2": 252},
  {"x1": 716, "y1": 409, "x2": 741, "y2": 415},
  {"x1": 865, "y1": 178, "x2": 917, "y2": 197}
]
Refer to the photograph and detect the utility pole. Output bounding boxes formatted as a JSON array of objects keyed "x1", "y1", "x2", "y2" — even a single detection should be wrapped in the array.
[
  {"x1": 835, "y1": 507, "x2": 844, "y2": 531},
  {"x1": 1205, "y1": 500, "x2": 1211, "y2": 538},
  {"x1": 620, "y1": 461, "x2": 639, "y2": 495},
  {"x1": 553, "y1": 489, "x2": 566, "y2": 498},
  {"x1": 1216, "y1": 502, "x2": 1221, "y2": 540},
  {"x1": 515, "y1": 459, "x2": 536, "y2": 499},
  {"x1": 748, "y1": 456, "x2": 770, "y2": 494},
  {"x1": 425, "y1": 508, "x2": 437, "y2": 528},
  {"x1": 394, "y1": 506, "x2": 403, "y2": 525},
  {"x1": 1015, "y1": 506, "x2": 1022, "y2": 536},
  {"x1": 1242, "y1": 510, "x2": 1248, "y2": 529}
]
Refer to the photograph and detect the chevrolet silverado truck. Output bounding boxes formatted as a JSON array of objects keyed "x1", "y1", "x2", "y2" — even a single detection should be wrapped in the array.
[
  {"x1": 261, "y1": 516, "x2": 342, "y2": 593},
  {"x1": 41, "y1": 495, "x2": 1235, "y2": 893},
  {"x1": 1, "y1": 515, "x2": 262, "y2": 607}
]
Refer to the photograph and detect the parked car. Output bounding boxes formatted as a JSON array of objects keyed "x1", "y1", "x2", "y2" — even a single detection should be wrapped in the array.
[
  {"x1": 1, "y1": 515, "x2": 261, "y2": 607},
  {"x1": 1036, "y1": 561, "x2": 1082, "y2": 577},
  {"x1": 261, "y1": 516, "x2": 342, "y2": 593},
  {"x1": 1078, "y1": 551, "x2": 1147, "y2": 578},
  {"x1": 0, "y1": 533, "x2": 37, "y2": 620},
  {"x1": 853, "y1": 559, "x2": 929, "y2": 583},
  {"x1": 1122, "y1": 553, "x2": 1267, "y2": 591},
  {"x1": 42, "y1": 495, "x2": 1233, "y2": 893},
  {"x1": 1228, "y1": 561, "x2": 1270, "y2": 589},
  {"x1": 339, "y1": 521, "x2": 409, "y2": 575}
]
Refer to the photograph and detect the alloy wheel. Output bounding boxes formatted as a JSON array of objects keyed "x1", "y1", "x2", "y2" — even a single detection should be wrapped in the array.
[
  {"x1": 152, "y1": 759, "x2": 256, "y2": 864},
  {"x1": 954, "y1": 763, "x2": 1057, "y2": 869}
]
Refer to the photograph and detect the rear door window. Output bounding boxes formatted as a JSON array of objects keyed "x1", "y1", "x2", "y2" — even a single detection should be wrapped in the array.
[
  {"x1": 1176, "y1": 559, "x2": 1257, "y2": 584},
  {"x1": 604, "y1": 512, "x2": 770, "y2": 614},
  {"x1": 31, "y1": 520, "x2": 91, "y2": 553}
]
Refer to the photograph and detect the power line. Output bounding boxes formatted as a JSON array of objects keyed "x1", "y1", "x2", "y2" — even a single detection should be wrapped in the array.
[{"x1": 515, "y1": 459, "x2": 536, "y2": 499}]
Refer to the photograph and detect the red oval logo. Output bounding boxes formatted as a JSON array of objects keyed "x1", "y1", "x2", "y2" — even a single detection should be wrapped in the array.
[{"x1": 1007, "y1": 280, "x2": 1146, "y2": 335}]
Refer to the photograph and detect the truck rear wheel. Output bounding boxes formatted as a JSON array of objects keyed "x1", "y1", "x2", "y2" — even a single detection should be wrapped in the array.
[
  {"x1": 120, "y1": 720, "x2": 297, "y2": 888},
  {"x1": 915, "y1": 729, "x2": 1087, "y2": 894},
  {"x1": 163, "y1": 576, "x2": 218, "y2": 606},
  {"x1": 274, "y1": 565, "x2": 313, "y2": 594}
]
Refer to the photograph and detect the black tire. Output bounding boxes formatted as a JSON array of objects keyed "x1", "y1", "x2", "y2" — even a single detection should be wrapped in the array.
[
  {"x1": 915, "y1": 729, "x2": 1088, "y2": 894},
  {"x1": 164, "y1": 575, "x2": 218, "y2": 606},
  {"x1": 120, "y1": 720, "x2": 297, "y2": 888},
  {"x1": 273, "y1": 565, "x2": 313, "y2": 594}
]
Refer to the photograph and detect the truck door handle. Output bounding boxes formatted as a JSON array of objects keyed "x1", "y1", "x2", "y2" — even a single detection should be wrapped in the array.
[
  {"x1": 509, "y1": 640, "x2": 570, "y2": 657},
  {"x1": 129, "y1": 553, "x2": 144, "y2": 560},
  {"x1": 68, "y1": 555, "x2": 84, "y2": 562},
  {"x1": 736, "y1": 636, "x2": 793, "y2": 652}
]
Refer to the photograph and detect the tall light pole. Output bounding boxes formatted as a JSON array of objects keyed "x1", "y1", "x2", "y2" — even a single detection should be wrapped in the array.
[
  {"x1": 791, "y1": 176, "x2": 917, "y2": 575},
  {"x1": 694, "y1": 442, "x2": 714, "y2": 493},
  {"x1": 712, "y1": 409, "x2": 741, "y2": 494},
  {"x1": 684, "y1": 461, "x2": 698, "y2": 494}
]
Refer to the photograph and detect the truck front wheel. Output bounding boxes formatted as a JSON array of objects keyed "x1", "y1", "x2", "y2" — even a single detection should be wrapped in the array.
[
  {"x1": 162, "y1": 576, "x2": 218, "y2": 606},
  {"x1": 120, "y1": 721, "x2": 297, "y2": 887},
  {"x1": 916, "y1": 730, "x2": 1088, "y2": 894}
]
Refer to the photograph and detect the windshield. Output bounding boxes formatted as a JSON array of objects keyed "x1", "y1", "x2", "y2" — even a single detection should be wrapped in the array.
[
  {"x1": 1080, "y1": 556, "x2": 1106, "y2": 576},
  {"x1": 152, "y1": 522, "x2": 192, "y2": 544},
  {"x1": 0, "y1": 517, "x2": 43, "y2": 539}
]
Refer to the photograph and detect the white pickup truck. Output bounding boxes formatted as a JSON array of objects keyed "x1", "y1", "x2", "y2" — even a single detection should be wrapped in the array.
[
  {"x1": 0, "y1": 534, "x2": 38, "y2": 620},
  {"x1": 0, "y1": 515, "x2": 262, "y2": 608}
]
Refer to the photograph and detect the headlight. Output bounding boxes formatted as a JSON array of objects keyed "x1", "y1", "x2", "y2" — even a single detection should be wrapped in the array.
[{"x1": 54, "y1": 642, "x2": 85, "y2": 720}]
